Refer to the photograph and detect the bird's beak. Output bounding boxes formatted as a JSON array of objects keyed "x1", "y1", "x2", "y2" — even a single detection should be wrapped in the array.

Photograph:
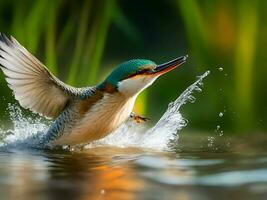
[{"x1": 149, "y1": 55, "x2": 188, "y2": 76}]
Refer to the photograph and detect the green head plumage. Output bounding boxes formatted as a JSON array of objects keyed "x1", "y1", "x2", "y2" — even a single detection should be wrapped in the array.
[
  {"x1": 100, "y1": 59, "x2": 157, "y2": 89},
  {"x1": 98, "y1": 56, "x2": 188, "y2": 93}
]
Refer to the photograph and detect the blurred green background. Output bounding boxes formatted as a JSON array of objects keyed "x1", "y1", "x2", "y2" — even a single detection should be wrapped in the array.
[{"x1": 0, "y1": 0, "x2": 266, "y2": 134}]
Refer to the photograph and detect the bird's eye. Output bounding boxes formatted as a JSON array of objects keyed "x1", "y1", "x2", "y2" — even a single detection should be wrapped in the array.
[{"x1": 137, "y1": 68, "x2": 148, "y2": 74}]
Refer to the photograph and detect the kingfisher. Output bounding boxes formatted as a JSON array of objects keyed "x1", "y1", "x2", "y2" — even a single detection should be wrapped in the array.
[{"x1": 0, "y1": 33, "x2": 187, "y2": 147}]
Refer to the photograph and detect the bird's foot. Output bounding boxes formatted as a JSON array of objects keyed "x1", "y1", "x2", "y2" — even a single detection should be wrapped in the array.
[{"x1": 130, "y1": 112, "x2": 149, "y2": 123}]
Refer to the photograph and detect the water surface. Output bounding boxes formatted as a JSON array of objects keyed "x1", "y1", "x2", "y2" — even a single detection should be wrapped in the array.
[{"x1": 1, "y1": 134, "x2": 267, "y2": 200}]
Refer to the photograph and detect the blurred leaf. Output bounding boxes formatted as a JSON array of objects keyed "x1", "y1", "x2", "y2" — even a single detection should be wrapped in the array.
[
  {"x1": 67, "y1": 0, "x2": 92, "y2": 85},
  {"x1": 234, "y1": 0, "x2": 259, "y2": 131},
  {"x1": 57, "y1": 17, "x2": 75, "y2": 52},
  {"x1": 177, "y1": 0, "x2": 209, "y2": 63},
  {"x1": 134, "y1": 91, "x2": 147, "y2": 115},
  {"x1": 81, "y1": 0, "x2": 115, "y2": 85},
  {"x1": 113, "y1": 3, "x2": 141, "y2": 43},
  {"x1": 25, "y1": 0, "x2": 47, "y2": 53},
  {"x1": 11, "y1": 1, "x2": 27, "y2": 43},
  {"x1": 45, "y1": 0, "x2": 61, "y2": 75}
]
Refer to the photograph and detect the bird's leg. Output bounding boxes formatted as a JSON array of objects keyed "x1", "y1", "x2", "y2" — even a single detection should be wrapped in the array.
[{"x1": 130, "y1": 112, "x2": 150, "y2": 123}]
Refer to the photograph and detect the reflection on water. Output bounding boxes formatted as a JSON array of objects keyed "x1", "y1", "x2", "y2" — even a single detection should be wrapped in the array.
[
  {"x1": 1, "y1": 134, "x2": 267, "y2": 200},
  {"x1": 0, "y1": 147, "x2": 144, "y2": 200}
]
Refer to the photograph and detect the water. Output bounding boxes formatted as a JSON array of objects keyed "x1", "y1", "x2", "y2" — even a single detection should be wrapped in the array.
[
  {"x1": 218, "y1": 67, "x2": 224, "y2": 71},
  {"x1": 1, "y1": 71, "x2": 267, "y2": 199},
  {"x1": 1, "y1": 135, "x2": 267, "y2": 200}
]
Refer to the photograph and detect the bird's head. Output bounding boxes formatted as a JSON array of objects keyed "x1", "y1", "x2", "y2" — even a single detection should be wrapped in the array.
[{"x1": 98, "y1": 56, "x2": 187, "y2": 97}]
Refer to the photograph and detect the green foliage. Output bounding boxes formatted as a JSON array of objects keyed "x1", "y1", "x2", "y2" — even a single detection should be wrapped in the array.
[
  {"x1": 67, "y1": 0, "x2": 92, "y2": 85},
  {"x1": 234, "y1": 0, "x2": 259, "y2": 131},
  {"x1": 177, "y1": 0, "x2": 262, "y2": 133},
  {"x1": 80, "y1": 0, "x2": 115, "y2": 85},
  {"x1": 0, "y1": 0, "x2": 265, "y2": 133}
]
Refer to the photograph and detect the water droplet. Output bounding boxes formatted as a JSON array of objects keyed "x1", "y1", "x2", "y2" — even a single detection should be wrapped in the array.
[
  {"x1": 207, "y1": 136, "x2": 215, "y2": 147},
  {"x1": 218, "y1": 67, "x2": 223, "y2": 71},
  {"x1": 181, "y1": 118, "x2": 188, "y2": 126},
  {"x1": 195, "y1": 86, "x2": 202, "y2": 93},
  {"x1": 219, "y1": 130, "x2": 224, "y2": 136},
  {"x1": 219, "y1": 112, "x2": 224, "y2": 117},
  {"x1": 100, "y1": 189, "x2": 106, "y2": 195},
  {"x1": 188, "y1": 96, "x2": 196, "y2": 103},
  {"x1": 215, "y1": 125, "x2": 221, "y2": 133}
]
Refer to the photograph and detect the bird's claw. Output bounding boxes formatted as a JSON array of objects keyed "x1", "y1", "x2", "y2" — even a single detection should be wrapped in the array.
[{"x1": 130, "y1": 113, "x2": 149, "y2": 123}]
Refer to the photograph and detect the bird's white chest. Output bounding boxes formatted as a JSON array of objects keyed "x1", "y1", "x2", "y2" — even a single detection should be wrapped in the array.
[{"x1": 53, "y1": 93, "x2": 136, "y2": 145}]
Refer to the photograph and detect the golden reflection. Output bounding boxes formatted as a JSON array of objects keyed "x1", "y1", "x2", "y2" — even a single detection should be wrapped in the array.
[
  {"x1": 80, "y1": 147, "x2": 144, "y2": 200},
  {"x1": 5, "y1": 148, "x2": 145, "y2": 200}
]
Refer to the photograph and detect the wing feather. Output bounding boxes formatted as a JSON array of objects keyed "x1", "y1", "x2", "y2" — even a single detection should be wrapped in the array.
[{"x1": 0, "y1": 33, "x2": 94, "y2": 118}]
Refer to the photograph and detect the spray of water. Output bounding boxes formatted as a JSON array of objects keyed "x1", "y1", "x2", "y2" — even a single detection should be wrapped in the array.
[
  {"x1": 87, "y1": 71, "x2": 210, "y2": 149},
  {"x1": 0, "y1": 71, "x2": 210, "y2": 150},
  {"x1": 0, "y1": 104, "x2": 51, "y2": 148}
]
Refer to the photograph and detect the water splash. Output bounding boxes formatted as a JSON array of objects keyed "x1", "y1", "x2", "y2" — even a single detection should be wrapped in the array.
[
  {"x1": 0, "y1": 104, "x2": 50, "y2": 148},
  {"x1": 88, "y1": 71, "x2": 210, "y2": 150},
  {"x1": 0, "y1": 71, "x2": 210, "y2": 150}
]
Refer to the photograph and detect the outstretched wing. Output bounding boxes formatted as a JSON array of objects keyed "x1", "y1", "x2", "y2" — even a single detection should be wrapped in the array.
[{"x1": 0, "y1": 33, "x2": 91, "y2": 118}]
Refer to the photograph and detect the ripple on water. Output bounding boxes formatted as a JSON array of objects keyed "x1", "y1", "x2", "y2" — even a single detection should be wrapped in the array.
[{"x1": 136, "y1": 154, "x2": 267, "y2": 187}]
